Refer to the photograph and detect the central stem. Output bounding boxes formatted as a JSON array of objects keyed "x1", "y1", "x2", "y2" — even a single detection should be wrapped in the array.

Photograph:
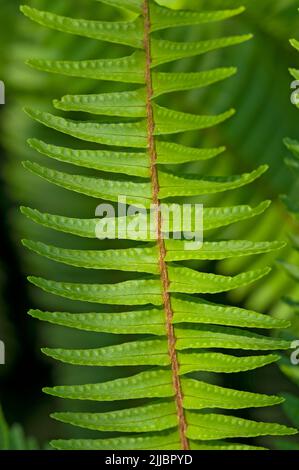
[{"x1": 142, "y1": 0, "x2": 189, "y2": 451}]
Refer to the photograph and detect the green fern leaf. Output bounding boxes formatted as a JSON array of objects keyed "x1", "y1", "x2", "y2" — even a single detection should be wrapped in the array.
[
  {"x1": 20, "y1": 6, "x2": 144, "y2": 48},
  {"x1": 28, "y1": 276, "x2": 163, "y2": 305},
  {"x1": 29, "y1": 308, "x2": 165, "y2": 335},
  {"x1": 43, "y1": 370, "x2": 173, "y2": 401},
  {"x1": 185, "y1": 413, "x2": 295, "y2": 440},
  {"x1": 158, "y1": 165, "x2": 268, "y2": 198},
  {"x1": 51, "y1": 403, "x2": 178, "y2": 433},
  {"x1": 151, "y1": 35, "x2": 252, "y2": 67},
  {"x1": 27, "y1": 138, "x2": 149, "y2": 178},
  {"x1": 168, "y1": 266, "x2": 271, "y2": 294},
  {"x1": 152, "y1": 68, "x2": 237, "y2": 97},
  {"x1": 42, "y1": 339, "x2": 170, "y2": 367},
  {"x1": 50, "y1": 436, "x2": 265, "y2": 451},
  {"x1": 166, "y1": 239, "x2": 286, "y2": 261},
  {"x1": 171, "y1": 295, "x2": 289, "y2": 329},
  {"x1": 51, "y1": 432, "x2": 181, "y2": 450},
  {"x1": 23, "y1": 240, "x2": 159, "y2": 274},
  {"x1": 175, "y1": 326, "x2": 290, "y2": 351},
  {"x1": 27, "y1": 52, "x2": 146, "y2": 83},
  {"x1": 21, "y1": 201, "x2": 271, "y2": 240},
  {"x1": 54, "y1": 88, "x2": 148, "y2": 118},
  {"x1": 22, "y1": 160, "x2": 152, "y2": 206},
  {"x1": 24, "y1": 108, "x2": 148, "y2": 148},
  {"x1": 21, "y1": 0, "x2": 295, "y2": 450},
  {"x1": 181, "y1": 379, "x2": 283, "y2": 410},
  {"x1": 178, "y1": 352, "x2": 280, "y2": 375},
  {"x1": 150, "y1": 5, "x2": 245, "y2": 31}
]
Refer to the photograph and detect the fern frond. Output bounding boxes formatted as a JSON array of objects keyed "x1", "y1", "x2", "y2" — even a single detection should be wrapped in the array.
[
  {"x1": 21, "y1": 201, "x2": 272, "y2": 239},
  {"x1": 51, "y1": 436, "x2": 266, "y2": 451},
  {"x1": 27, "y1": 56, "x2": 237, "y2": 96},
  {"x1": 22, "y1": 239, "x2": 286, "y2": 269},
  {"x1": 21, "y1": 0, "x2": 296, "y2": 450}
]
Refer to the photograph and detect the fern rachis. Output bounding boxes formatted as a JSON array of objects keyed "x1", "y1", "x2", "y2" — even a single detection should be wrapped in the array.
[
  {"x1": 20, "y1": 0, "x2": 297, "y2": 450},
  {"x1": 143, "y1": 0, "x2": 188, "y2": 448}
]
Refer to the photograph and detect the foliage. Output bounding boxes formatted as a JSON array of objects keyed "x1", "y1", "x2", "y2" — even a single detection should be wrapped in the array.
[
  {"x1": 17, "y1": 0, "x2": 298, "y2": 450},
  {"x1": 0, "y1": 406, "x2": 39, "y2": 450}
]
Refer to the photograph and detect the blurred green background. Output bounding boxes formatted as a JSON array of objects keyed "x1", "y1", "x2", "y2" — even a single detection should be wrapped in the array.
[{"x1": 0, "y1": 0, "x2": 299, "y2": 449}]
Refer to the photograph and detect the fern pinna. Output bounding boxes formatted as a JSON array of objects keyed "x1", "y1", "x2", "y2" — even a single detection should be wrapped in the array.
[{"x1": 20, "y1": 0, "x2": 296, "y2": 450}]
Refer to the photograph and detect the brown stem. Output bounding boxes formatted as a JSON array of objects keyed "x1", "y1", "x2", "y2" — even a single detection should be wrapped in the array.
[{"x1": 142, "y1": 0, "x2": 189, "y2": 451}]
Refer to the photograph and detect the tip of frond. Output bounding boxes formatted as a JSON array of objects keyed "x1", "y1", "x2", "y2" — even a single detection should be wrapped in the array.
[
  {"x1": 228, "y1": 67, "x2": 238, "y2": 75},
  {"x1": 258, "y1": 164, "x2": 269, "y2": 174},
  {"x1": 28, "y1": 275, "x2": 40, "y2": 285},
  {"x1": 41, "y1": 347, "x2": 52, "y2": 357},
  {"x1": 257, "y1": 200, "x2": 271, "y2": 212},
  {"x1": 227, "y1": 108, "x2": 236, "y2": 117},
  {"x1": 272, "y1": 240, "x2": 287, "y2": 251},
  {"x1": 23, "y1": 106, "x2": 35, "y2": 118},
  {"x1": 20, "y1": 206, "x2": 36, "y2": 218},
  {"x1": 20, "y1": 206, "x2": 40, "y2": 220},
  {"x1": 27, "y1": 137, "x2": 38, "y2": 147},
  {"x1": 280, "y1": 241, "x2": 288, "y2": 250},
  {"x1": 260, "y1": 266, "x2": 272, "y2": 277},
  {"x1": 49, "y1": 440, "x2": 60, "y2": 450},
  {"x1": 275, "y1": 396, "x2": 286, "y2": 405},
  {"x1": 28, "y1": 309, "x2": 39, "y2": 318},
  {"x1": 21, "y1": 160, "x2": 32, "y2": 170},
  {"x1": 24, "y1": 108, "x2": 45, "y2": 124},
  {"x1": 21, "y1": 238, "x2": 30, "y2": 248},
  {"x1": 285, "y1": 427, "x2": 298, "y2": 436},
  {"x1": 263, "y1": 200, "x2": 272, "y2": 208},
  {"x1": 20, "y1": 4, "x2": 38, "y2": 15},
  {"x1": 19, "y1": 5, "x2": 28, "y2": 14},
  {"x1": 50, "y1": 413, "x2": 61, "y2": 422},
  {"x1": 290, "y1": 38, "x2": 299, "y2": 51},
  {"x1": 52, "y1": 99, "x2": 61, "y2": 109}
]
